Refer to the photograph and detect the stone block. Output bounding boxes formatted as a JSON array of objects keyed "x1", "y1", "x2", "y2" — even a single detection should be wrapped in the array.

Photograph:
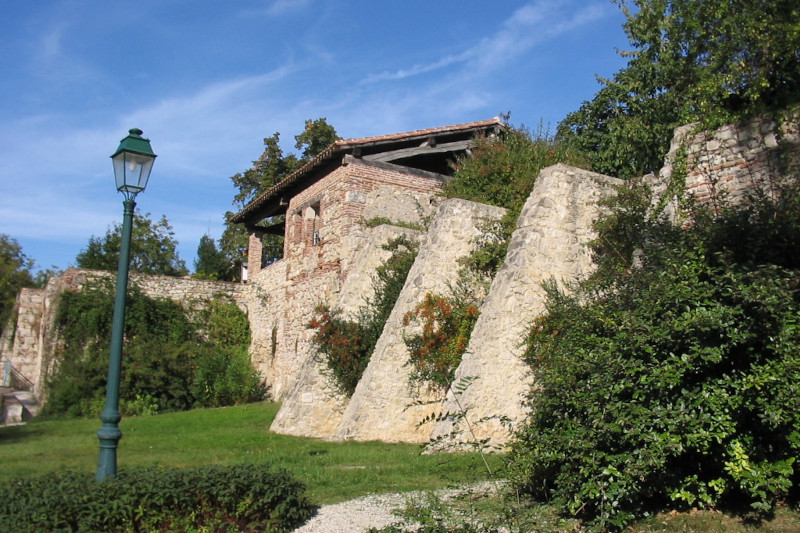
[
  {"x1": 430, "y1": 164, "x2": 622, "y2": 450},
  {"x1": 332, "y1": 198, "x2": 506, "y2": 443}
]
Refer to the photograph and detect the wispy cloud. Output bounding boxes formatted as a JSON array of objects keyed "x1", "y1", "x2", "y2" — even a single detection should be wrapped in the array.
[
  {"x1": 362, "y1": 0, "x2": 608, "y2": 85},
  {"x1": 238, "y1": 0, "x2": 315, "y2": 18},
  {"x1": 121, "y1": 65, "x2": 298, "y2": 175},
  {"x1": 361, "y1": 54, "x2": 466, "y2": 84}
]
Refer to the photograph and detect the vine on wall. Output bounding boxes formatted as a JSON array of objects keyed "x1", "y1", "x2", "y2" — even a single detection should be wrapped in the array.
[
  {"x1": 309, "y1": 235, "x2": 418, "y2": 396},
  {"x1": 46, "y1": 279, "x2": 264, "y2": 417}
]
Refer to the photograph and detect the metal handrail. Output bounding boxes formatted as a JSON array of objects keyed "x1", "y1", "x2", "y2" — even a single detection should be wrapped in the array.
[{"x1": 2, "y1": 360, "x2": 34, "y2": 391}]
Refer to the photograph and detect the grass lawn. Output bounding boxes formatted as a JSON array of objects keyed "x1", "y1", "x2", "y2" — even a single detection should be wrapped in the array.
[
  {"x1": 0, "y1": 402, "x2": 502, "y2": 505},
  {"x1": 2, "y1": 403, "x2": 798, "y2": 531}
]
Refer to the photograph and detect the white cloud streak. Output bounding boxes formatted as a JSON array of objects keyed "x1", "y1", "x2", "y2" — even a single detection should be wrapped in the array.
[{"x1": 362, "y1": 1, "x2": 608, "y2": 85}]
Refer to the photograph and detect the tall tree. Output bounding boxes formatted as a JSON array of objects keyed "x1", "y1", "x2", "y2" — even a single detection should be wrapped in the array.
[
  {"x1": 294, "y1": 117, "x2": 341, "y2": 160},
  {"x1": 193, "y1": 234, "x2": 230, "y2": 280},
  {"x1": 220, "y1": 118, "x2": 340, "y2": 276},
  {"x1": 76, "y1": 213, "x2": 188, "y2": 276},
  {"x1": 0, "y1": 235, "x2": 36, "y2": 335},
  {"x1": 557, "y1": 0, "x2": 800, "y2": 179}
]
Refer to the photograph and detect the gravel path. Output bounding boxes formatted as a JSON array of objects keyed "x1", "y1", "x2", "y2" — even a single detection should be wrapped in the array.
[{"x1": 292, "y1": 482, "x2": 501, "y2": 533}]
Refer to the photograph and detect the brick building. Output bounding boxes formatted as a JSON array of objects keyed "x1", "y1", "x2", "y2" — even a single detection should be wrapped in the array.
[{"x1": 230, "y1": 118, "x2": 504, "y2": 398}]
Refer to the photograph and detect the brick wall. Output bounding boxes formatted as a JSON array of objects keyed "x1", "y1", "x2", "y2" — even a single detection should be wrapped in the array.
[{"x1": 247, "y1": 158, "x2": 445, "y2": 399}]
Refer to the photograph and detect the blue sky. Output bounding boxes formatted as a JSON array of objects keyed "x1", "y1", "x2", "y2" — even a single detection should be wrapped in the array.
[{"x1": 1, "y1": 0, "x2": 630, "y2": 274}]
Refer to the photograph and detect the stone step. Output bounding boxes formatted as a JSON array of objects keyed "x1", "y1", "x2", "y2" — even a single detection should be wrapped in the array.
[{"x1": 1, "y1": 389, "x2": 39, "y2": 426}]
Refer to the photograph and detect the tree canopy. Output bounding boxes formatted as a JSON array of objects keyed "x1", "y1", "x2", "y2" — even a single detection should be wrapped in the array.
[
  {"x1": 0, "y1": 235, "x2": 37, "y2": 335},
  {"x1": 75, "y1": 213, "x2": 188, "y2": 277},
  {"x1": 193, "y1": 234, "x2": 231, "y2": 281},
  {"x1": 557, "y1": 0, "x2": 800, "y2": 179}
]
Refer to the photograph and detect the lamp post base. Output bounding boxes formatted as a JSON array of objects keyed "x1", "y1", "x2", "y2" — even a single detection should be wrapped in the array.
[{"x1": 97, "y1": 418, "x2": 122, "y2": 480}]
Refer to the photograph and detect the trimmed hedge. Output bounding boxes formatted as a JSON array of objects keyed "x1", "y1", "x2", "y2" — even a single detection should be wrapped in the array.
[{"x1": 0, "y1": 464, "x2": 313, "y2": 532}]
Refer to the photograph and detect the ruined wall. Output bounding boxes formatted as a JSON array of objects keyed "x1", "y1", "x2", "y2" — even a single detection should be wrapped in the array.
[
  {"x1": 270, "y1": 113, "x2": 798, "y2": 448},
  {"x1": 655, "y1": 109, "x2": 800, "y2": 220},
  {"x1": 1, "y1": 288, "x2": 45, "y2": 391},
  {"x1": 0, "y1": 268, "x2": 244, "y2": 399},
  {"x1": 7, "y1": 113, "x2": 796, "y2": 437},
  {"x1": 250, "y1": 158, "x2": 442, "y2": 400},
  {"x1": 270, "y1": 224, "x2": 423, "y2": 438},
  {"x1": 244, "y1": 260, "x2": 289, "y2": 397},
  {"x1": 430, "y1": 165, "x2": 622, "y2": 450},
  {"x1": 332, "y1": 199, "x2": 506, "y2": 443}
]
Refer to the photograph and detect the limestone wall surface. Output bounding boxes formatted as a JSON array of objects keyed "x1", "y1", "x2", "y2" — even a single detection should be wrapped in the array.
[
  {"x1": 1, "y1": 288, "x2": 45, "y2": 392},
  {"x1": 270, "y1": 224, "x2": 423, "y2": 438},
  {"x1": 430, "y1": 165, "x2": 623, "y2": 450},
  {"x1": 0, "y1": 268, "x2": 244, "y2": 400},
  {"x1": 244, "y1": 260, "x2": 289, "y2": 396},
  {"x1": 332, "y1": 198, "x2": 506, "y2": 443}
]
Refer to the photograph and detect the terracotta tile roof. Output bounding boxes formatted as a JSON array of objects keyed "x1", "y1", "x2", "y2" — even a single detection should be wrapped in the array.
[
  {"x1": 334, "y1": 117, "x2": 503, "y2": 146},
  {"x1": 231, "y1": 117, "x2": 504, "y2": 225}
]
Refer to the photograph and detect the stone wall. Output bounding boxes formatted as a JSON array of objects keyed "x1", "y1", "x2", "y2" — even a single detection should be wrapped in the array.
[
  {"x1": 0, "y1": 268, "x2": 244, "y2": 400},
  {"x1": 270, "y1": 224, "x2": 423, "y2": 438},
  {"x1": 5, "y1": 112, "x2": 796, "y2": 438},
  {"x1": 269, "y1": 113, "x2": 798, "y2": 448},
  {"x1": 1, "y1": 288, "x2": 45, "y2": 392},
  {"x1": 332, "y1": 198, "x2": 507, "y2": 443},
  {"x1": 656, "y1": 109, "x2": 800, "y2": 220},
  {"x1": 247, "y1": 158, "x2": 442, "y2": 400},
  {"x1": 244, "y1": 259, "x2": 289, "y2": 397},
  {"x1": 430, "y1": 165, "x2": 622, "y2": 450}
]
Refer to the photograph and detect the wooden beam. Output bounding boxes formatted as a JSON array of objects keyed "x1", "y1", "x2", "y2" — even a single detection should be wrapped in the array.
[{"x1": 362, "y1": 139, "x2": 473, "y2": 163}]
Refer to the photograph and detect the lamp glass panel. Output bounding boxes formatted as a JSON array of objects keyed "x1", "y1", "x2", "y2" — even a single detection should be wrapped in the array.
[{"x1": 113, "y1": 152, "x2": 154, "y2": 193}]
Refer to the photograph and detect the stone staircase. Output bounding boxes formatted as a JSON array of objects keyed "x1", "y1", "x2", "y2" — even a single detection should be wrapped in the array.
[{"x1": 0, "y1": 387, "x2": 39, "y2": 426}]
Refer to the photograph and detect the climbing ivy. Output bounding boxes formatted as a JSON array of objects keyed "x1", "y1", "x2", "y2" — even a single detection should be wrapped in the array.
[
  {"x1": 309, "y1": 235, "x2": 418, "y2": 396},
  {"x1": 45, "y1": 280, "x2": 264, "y2": 417}
]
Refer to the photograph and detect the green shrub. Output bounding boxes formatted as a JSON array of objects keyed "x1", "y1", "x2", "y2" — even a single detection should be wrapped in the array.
[
  {"x1": 309, "y1": 235, "x2": 418, "y2": 396},
  {"x1": 46, "y1": 283, "x2": 263, "y2": 416},
  {"x1": 509, "y1": 177, "x2": 800, "y2": 531},
  {"x1": 192, "y1": 295, "x2": 266, "y2": 407},
  {"x1": 444, "y1": 122, "x2": 586, "y2": 278},
  {"x1": 46, "y1": 280, "x2": 198, "y2": 416},
  {"x1": 0, "y1": 464, "x2": 313, "y2": 532},
  {"x1": 193, "y1": 344, "x2": 267, "y2": 407},
  {"x1": 309, "y1": 304, "x2": 374, "y2": 396},
  {"x1": 444, "y1": 122, "x2": 587, "y2": 215}
]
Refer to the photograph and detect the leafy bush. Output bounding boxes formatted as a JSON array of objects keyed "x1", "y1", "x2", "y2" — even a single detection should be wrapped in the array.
[
  {"x1": 403, "y1": 292, "x2": 480, "y2": 390},
  {"x1": 444, "y1": 122, "x2": 586, "y2": 278},
  {"x1": 309, "y1": 305, "x2": 374, "y2": 396},
  {"x1": 192, "y1": 295, "x2": 266, "y2": 407},
  {"x1": 46, "y1": 283, "x2": 263, "y2": 416},
  {"x1": 509, "y1": 178, "x2": 800, "y2": 530},
  {"x1": 309, "y1": 235, "x2": 418, "y2": 396},
  {"x1": 0, "y1": 464, "x2": 313, "y2": 532},
  {"x1": 444, "y1": 122, "x2": 587, "y2": 214}
]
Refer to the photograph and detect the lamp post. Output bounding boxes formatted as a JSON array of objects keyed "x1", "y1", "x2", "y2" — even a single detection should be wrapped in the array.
[{"x1": 96, "y1": 128, "x2": 156, "y2": 481}]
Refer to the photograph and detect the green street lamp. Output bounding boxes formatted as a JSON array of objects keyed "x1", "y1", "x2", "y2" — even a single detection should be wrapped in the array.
[{"x1": 96, "y1": 128, "x2": 156, "y2": 481}]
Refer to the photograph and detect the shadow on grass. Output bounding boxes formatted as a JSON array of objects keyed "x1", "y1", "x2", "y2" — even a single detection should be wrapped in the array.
[{"x1": 0, "y1": 425, "x2": 42, "y2": 444}]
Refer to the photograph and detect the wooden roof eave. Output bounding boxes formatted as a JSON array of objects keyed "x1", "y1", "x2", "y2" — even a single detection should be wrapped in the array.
[{"x1": 231, "y1": 118, "x2": 505, "y2": 226}]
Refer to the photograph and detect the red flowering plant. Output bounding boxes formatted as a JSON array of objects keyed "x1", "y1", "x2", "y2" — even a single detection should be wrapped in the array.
[
  {"x1": 308, "y1": 304, "x2": 372, "y2": 397},
  {"x1": 402, "y1": 292, "x2": 480, "y2": 390},
  {"x1": 308, "y1": 235, "x2": 419, "y2": 397}
]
